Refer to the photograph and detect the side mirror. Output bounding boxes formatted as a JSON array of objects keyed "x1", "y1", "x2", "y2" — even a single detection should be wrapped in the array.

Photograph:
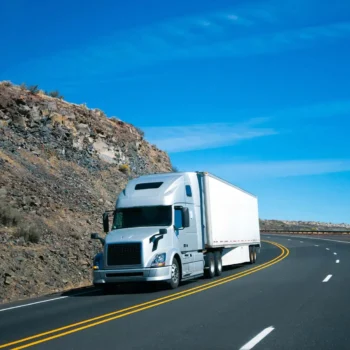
[
  {"x1": 103, "y1": 212, "x2": 109, "y2": 233},
  {"x1": 90, "y1": 233, "x2": 105, "y2": 246},
  {"x1": 181, "y1": 207, "x2": 190, "y2": 228},
  {"x1": 159, "y1": 228, "x2": 167, "y2": 235}
]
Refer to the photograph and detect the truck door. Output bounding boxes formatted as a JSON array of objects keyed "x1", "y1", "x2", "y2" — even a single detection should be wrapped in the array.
[{"x1": 174, "y1": 206, "x2": 197, "y2": 253}]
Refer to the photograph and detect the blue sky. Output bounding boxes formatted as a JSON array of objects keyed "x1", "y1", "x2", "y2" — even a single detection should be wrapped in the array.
[{"x1": 1, "y1": 0, "x2": 350, "y2": 224}]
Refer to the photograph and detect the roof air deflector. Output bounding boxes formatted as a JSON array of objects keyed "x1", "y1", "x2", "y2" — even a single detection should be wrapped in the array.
[{"x1": 135, "y1": 182, "x2": 163, "y2": 190}]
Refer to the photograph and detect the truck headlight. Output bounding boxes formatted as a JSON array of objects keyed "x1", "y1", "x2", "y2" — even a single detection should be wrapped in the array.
[
  {"x1": 93, "y1": 252, "x2": 103, "y2": 270},
  {"x1": 151, "y1": 253, "x2": 166, "y2": 267}
]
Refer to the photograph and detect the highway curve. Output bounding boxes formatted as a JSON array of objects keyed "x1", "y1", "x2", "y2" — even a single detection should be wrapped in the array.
[{"x1": 0, "y1": 235, "x2": 349, "y2": 350}]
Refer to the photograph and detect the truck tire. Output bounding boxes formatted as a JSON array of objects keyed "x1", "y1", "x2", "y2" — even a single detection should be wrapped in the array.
[
  {"x1": 205, "y1": 252, "x2": 215, "y2": 278},
  {"x1": 249, "y1": 247, "x2": 255, "y2": 264},
  {"x1": 214, "y1": 251, "x2": 222, "y2": 276},
  {"x1": 169, "y1": 258, "x2": 180, "y2": 289},
  {"x1": 253, "y1": 247, "x2": 257, "y2": 263}
]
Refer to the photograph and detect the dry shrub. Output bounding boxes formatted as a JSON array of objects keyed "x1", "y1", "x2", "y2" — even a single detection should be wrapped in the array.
[
  {"x1": 119, "y1": 164, "x2": 130, "y2": 174},
  {"x1": 0, "y1": 204, "x2": 21, "y2": 226},
  {"x1": 28, "y1": 85, "x2": 39, "y2": 94},
  {"x1": 134, "y1": 126, "x2": 145, "y2": 138},
  {"x1": 0, "y1": 81, "x2": 12, "y2": 87},
  {"x1": 14, "y1": 224, "x2": 41, "y2": 243},
  {"x1": 49, "y1": 90, "x2": 60, "y2": 98}
]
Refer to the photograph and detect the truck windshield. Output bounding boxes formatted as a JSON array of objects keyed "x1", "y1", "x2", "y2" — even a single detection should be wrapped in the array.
[{"x1": 112, "y1": 205, "x2": 172, "y2": 229}]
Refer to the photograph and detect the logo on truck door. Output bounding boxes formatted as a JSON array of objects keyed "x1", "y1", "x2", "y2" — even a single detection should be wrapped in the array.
[{"x1": 149, "y1": 233, "x2": 164, "y2": 251}]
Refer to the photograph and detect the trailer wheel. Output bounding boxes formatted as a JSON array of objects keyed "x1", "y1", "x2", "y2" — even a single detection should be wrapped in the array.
[
  {"x1": 214, "y1": 251, "x2": 222, "y2": 276},
  {"x1": 205, "y1": 252, "x2": 215, "y2": 278},
  {"x1": 253, "y1": 247, "x2": 257, "y2": 263},
  {"x1": 168, "y1": 258, "x2": 180, "y2": 289},
  {"x1": 249, "y1": 247, "x2": 255, "y2": 264}
]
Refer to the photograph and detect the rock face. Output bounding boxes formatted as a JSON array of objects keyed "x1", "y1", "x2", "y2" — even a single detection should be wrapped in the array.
[{"x1": 0, "y1": 82, "x2": 172, "y2": 304}]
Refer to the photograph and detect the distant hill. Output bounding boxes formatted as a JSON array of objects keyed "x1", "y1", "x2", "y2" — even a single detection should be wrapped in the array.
[{"x1": 260, "y1": 219, "x2": 350, "y2": 231}]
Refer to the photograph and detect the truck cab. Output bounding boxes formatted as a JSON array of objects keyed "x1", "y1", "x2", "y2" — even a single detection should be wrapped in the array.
[{"x1": 92, "y1": 172, "x2": 205, "y2": 290}]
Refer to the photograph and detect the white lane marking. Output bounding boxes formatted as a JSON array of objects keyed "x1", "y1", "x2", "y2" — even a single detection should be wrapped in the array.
[
  {"x1": 0, "y1": 296, "x2": 67, "y2": 312},
  {"x1": 300, "y1": 241, "x2": 304, "y2": 243},
  {"x1": 267, "y1": 236, "x2": 270, "y2": 238},
  {"x1": 323, "y1": 275, "x2": 332, "y2": 282},
  {"x1": 334, "y1": 252, "x2": 337, "y2": 255},
  {"x1": 336, "y1": 260, "x2": 340, "y2": 263},
  {"x1": 326, "y1": 248, "x2": 330, "y2": 250},
  {"x1": 288, "y1": 239, "x2": 291, "y2": 241},
  {"x1": 264, "y1": 234, "x2": 350, "y2": 244},
  {"x1": 314, "y1": 245, "x2": 319, "y2": 247},
  {"x1": 308, "y1": 237, "x2": 350, "y2": 244},
  {"x1": 0, "y1": 289, "x2": 94, "y2": 312},
  {"x1": 240, "y1": 326, "x2": 275, "y2": 350}
]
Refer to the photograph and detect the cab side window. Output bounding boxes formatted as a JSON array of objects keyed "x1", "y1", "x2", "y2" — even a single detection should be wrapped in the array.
[
  {"x1": 174, "y1": 208, "x2": 183, "y2": 230},
  {"x1": 185, "y1": 185, "x2": 192, "y2": 197}
]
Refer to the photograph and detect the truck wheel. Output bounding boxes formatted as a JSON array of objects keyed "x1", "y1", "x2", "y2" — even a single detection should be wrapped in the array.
[
  {"x1": 214, "y1": 251, "x2": 222, "y2": 276},
  {"x1": 169, "y1": 258, "x2": 180, "y2": 289},
  {"x1": 253, "y1": 247, "x2": 257, "y2": 263},
  {"x1": 249, "y1": 247, "x2": 255, "y2": 264},
  {"x1": 205, "y1": 252, "x2": 215, "y2": 278}
]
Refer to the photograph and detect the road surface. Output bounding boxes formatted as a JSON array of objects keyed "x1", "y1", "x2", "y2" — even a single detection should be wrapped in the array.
[{"x1": 0, "y1": 234, "x2": 349, "y2": 350}]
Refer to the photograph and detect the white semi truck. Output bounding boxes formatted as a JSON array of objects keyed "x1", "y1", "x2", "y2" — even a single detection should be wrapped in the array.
[{"x1": 91, "y1": 171, "x2": 260, "y2": 291}]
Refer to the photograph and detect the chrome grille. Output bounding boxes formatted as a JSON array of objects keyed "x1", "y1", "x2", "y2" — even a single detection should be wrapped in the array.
[{"x1": 107, "y1": 243, "x2": 142, "y2": 266}]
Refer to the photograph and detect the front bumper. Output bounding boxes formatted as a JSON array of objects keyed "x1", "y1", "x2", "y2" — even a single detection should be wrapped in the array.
[{"x1": 93, "y1": 266, "x2": 171, "y2": 284}]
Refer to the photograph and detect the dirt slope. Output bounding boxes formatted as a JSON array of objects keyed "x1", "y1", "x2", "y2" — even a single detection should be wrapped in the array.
[{"x1": 0, "y1": 81, "x2": 172, "y2": 304}]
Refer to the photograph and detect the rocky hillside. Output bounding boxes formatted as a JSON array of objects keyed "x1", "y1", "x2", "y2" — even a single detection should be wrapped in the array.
[
  {"x1": 0, "y1": 81, "x2": 172, "y2": 304},
  {"x1": 260, "y1": 219, "x2": 350, "y2": 231}
]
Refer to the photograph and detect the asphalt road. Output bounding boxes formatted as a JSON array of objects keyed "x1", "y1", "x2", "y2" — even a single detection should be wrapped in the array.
[{"x1": 0, "y1": 234, "x2": 349, "y2": 350}]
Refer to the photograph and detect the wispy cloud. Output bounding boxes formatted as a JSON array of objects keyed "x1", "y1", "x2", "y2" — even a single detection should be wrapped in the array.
[
  {"x1": 143, "y1": 96, "x2": 350, "y2": 154},
  {"x1": 183, "y1": 159, "x2": 350, "y2": 179},
  {"x1": 272, "y1": 99, "x2": 350, "y2": 120},
  {"x1": 143, "y1": 119, "x2": 276, "y2": 153},
  {"x1": 5, "y1": 2, "x2": 350, "y2": 83}
]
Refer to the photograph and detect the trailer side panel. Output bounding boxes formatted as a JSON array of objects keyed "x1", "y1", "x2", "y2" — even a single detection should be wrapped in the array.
[{"x1": 204, "y1": 173, "x2": 260, "y2": 248}]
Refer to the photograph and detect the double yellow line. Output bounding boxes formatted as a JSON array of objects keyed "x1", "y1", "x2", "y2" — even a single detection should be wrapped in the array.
[{"x1": 1, "y1": 240, "x2": 289, "y2": 350}]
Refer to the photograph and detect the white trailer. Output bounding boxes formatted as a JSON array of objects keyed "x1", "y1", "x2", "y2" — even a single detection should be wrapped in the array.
[
  {"x1": 201, "y1": 173, "x2": 260, "y2": 269},
  {"x1": 91, "y1": 171, "x2": 260, "y2": 291}
]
